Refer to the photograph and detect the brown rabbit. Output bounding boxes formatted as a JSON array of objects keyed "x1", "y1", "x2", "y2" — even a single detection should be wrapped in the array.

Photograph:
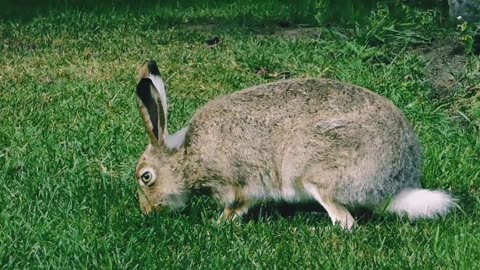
[{"x1": 134, "y1": 60, "x2": 456, "y2": 230}]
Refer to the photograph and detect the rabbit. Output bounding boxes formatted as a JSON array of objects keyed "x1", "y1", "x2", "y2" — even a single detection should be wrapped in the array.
[{"x1": 134, "y1": 60, "x2": 456, "y2": 230}]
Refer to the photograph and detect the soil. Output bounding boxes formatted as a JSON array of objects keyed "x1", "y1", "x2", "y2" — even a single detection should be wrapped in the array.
[{"x1": 411, "y1": 35, "x2": 467, "y2": 99}]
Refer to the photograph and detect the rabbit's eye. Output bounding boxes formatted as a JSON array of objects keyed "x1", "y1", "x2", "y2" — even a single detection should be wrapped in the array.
[{"x1": 141, "y1": 171, "x2": 153, "y2": 185}]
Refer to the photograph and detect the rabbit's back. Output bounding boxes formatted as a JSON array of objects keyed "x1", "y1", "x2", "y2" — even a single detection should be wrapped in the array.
[{"x1": 185, "y1": 78, "x2": 421, "y2": 206}]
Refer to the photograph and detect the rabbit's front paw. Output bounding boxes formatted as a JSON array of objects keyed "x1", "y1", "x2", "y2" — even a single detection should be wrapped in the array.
[{"x1": 217, "y1": 201, "x2": 253, "y2": 224}]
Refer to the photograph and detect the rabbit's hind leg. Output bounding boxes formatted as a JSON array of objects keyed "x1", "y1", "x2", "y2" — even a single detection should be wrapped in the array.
[{"x1": 304, "y1": 183, "x2": 355, "y2": 230}]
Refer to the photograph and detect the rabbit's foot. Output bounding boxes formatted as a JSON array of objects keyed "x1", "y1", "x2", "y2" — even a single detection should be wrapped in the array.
[
  {"x1": 304, "y1": 183, "x2": 355, "y2": 231},
  {"x1": 217, "y1": 201, "x2": 252, "y2": 223}
]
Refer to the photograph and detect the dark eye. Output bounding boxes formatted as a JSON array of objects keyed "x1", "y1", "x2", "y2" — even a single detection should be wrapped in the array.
[{"x1": 141, "y1": 171, "x2": 153, "y2": 185}]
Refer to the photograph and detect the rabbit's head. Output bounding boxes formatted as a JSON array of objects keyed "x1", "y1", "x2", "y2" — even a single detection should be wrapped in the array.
[{"x1": 134, "y1": 61, "x2": 187, "y2": 215}]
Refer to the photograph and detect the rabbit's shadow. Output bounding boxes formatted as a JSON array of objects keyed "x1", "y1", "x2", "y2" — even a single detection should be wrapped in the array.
[{"x1": 243, "y1": 202, "x2": 375, "y2": 224}]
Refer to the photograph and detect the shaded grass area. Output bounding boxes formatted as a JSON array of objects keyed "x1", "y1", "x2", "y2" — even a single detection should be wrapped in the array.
[
  {"x1": 1, "y1": 1, "x2": 480, "y2": 269},
  {"x1": 1, "y1": 0, "x2": 318, "y2": 26}
]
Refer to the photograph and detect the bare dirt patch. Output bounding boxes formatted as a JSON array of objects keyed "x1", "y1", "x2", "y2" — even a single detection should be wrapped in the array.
[
  {"x1": 255, "y1": 26, "x2": 321, "y2": 39},
  {"x1": 411, "y1": 35, "x2": 467, "y2": 99}
]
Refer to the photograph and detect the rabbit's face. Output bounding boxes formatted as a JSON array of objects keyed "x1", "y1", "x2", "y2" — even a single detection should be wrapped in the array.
[
  {"x1": 135, "y1": 145, "x2": 185, "y2": 215},
  {"x1": 135, "y1": 145, "x2": 163, "y2": 214}
]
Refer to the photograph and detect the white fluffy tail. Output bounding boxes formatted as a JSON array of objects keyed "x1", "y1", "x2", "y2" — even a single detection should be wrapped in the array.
[{"x1": 387, "y1": 188, "x2": 457, "y2": 220}]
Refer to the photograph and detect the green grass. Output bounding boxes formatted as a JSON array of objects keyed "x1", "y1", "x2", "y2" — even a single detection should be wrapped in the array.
[{"x1": 1, "y1": 1, "x2": 479, "y2": 269}]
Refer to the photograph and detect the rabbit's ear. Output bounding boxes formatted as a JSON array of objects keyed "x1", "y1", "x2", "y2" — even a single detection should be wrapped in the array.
[{"x1": 136, "y1": 61, "x2": 168, "y2": 146}]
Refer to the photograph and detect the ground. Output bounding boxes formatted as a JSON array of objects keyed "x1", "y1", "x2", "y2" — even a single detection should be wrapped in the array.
[{"x1": 0, "y1": 1, "x2": 479, "y2": 269}]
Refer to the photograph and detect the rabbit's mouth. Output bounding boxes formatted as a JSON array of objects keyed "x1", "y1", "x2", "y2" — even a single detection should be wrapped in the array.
[
  {"x1": 138, "y1": 189, "x2": 165, "y2": 215},
  {"x1": 141, "y1": 203, "x2": 152, "y2": 215},
  {"x1": 140, "y1": 202, "x2": 165, "y2": 215}
]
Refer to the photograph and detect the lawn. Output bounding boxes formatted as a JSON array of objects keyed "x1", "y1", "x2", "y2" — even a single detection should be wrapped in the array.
[{"x1": 1, "y1": 0, "x2": 479, "y2": 269}]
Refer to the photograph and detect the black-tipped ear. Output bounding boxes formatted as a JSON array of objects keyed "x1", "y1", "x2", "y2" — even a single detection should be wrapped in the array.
[
  {"x1": 147, "y1": 60, "x2": 161, "y2": 76},
  {"x1": 136, "y1": 78, "x2": 165, "y2": 146}
]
